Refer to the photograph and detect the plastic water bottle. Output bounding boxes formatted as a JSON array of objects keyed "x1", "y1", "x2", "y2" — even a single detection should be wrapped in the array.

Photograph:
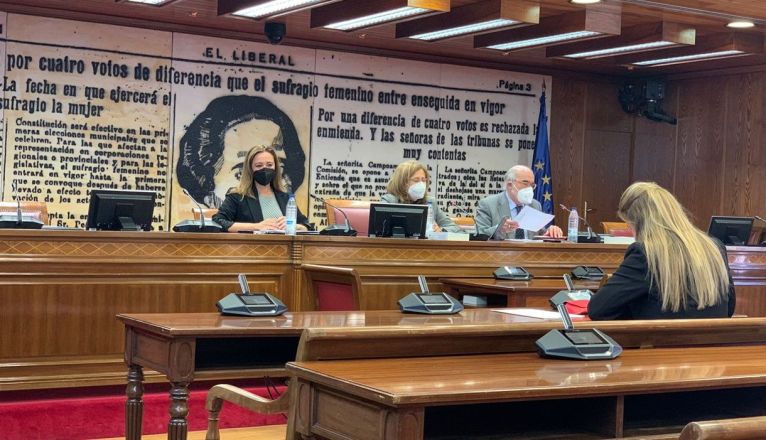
[
  {"x1": 285, "y1": 194, "x2": 297, "y2": 235},
  {"x1": 567, "y1": 207, "x2": 579, "y2": 243},
  {"x1": 425, "y1": 201, "x2": 435, "y2": 238}
]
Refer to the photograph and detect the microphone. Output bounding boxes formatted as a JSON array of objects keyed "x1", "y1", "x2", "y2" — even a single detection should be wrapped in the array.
[
  {"x1": 172, "y1": 189, "x2": 223, "y2": 233},
  {"x1": 559, "y1": 204, "x2": 602, "y2": 243},
  {"x1": 12, "y1": 180, "x2": 22, "y2": 224},
  {"x1": 556, "y1": 302, "x2": 575, "y2": 331},
  {"x1": 310, "y1": 194, "x2": 357, "y2": 237},
  {"x1": 418, "y1": 275, "x2": 429, "y2": 293},
  {"x1": 0, "y1": 180, "x2": 43, "y2": 229},
  {"x1": 238, "y1": 273, "x2": 251, "y2": 295}
]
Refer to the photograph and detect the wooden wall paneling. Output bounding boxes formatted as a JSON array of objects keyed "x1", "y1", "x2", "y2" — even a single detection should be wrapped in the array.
[
  {"x1": 581, "y1": 81, "x2": 634, "y2": 228},
  {"x1": 581, "y1": 129, "x2": 632, "y2": 228},
  {"x1": 631, "y1": 82, "x2": 679, "y2": 190},
  {"x1": 722, "y1": 72, "x2": 766, "y2": 217},
  {"x1": 673, "y1": 77, "x2": 728, "y2": 228},
  {"x1": 550, "y1": 76, "x2": 587, "y2": 227}
]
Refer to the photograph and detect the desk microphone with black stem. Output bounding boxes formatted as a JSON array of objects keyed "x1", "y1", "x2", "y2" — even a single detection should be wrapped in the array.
[
  {"x1": 173, "y1": 188, "x2": 222, "y2": 233},
  {"x1": 310, "y1": 194, "x2": 357, "y2": 236},
  {"x1": 0, "y1": 180, "x2": 43, "y2": 229},
  {"x1": 536, "y1": 287, "x2": 621, "y2": 360},
  {"x1": 559, "y1": 204, "x2": 602, "y2": 243}
]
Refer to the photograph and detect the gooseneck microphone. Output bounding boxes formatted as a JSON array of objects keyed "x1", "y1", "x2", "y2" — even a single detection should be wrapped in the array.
[
  {"x1": 310, "y1": 194, "x2": 357, "y2": 236},
  {"x1": 172, "y1": 189, "x2": 223, "y2": 233},
  {"x1": 12, "y1": 180, "x2": 22, "y2": 224},
  {"x1": 559, "y1": 204, "x2": 599, "y2": 240},
  {"x1": 184, "y1": 188, "x2": 207, "y2": 230},
  {"x1": 0, "y1": 180, "x2": 43, "y2": 229}
]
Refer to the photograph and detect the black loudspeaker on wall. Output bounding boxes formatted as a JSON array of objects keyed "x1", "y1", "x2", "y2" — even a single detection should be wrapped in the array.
[{"x1": 618, "y1": 80, "x2": 677, "y2": 125}]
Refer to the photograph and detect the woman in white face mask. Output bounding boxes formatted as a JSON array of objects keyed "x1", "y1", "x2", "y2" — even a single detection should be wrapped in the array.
[{"x1": 380, "y1": 160, "x2": 463, "y2": 233}]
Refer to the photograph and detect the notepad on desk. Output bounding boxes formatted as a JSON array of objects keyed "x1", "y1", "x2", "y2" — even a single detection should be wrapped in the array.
[{"x1": 492, "y1": 308, "x2": 585, "y2": 320}]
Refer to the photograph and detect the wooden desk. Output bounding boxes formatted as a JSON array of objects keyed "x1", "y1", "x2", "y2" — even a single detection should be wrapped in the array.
[
  {"x1": 118, "y1": 309, "x2": 545, "y2": 440},
  {"x1": 3, "y1": 230, "x2": 766, "y2": 391},
  {"x1": 288, "y1": 345, "x2": 766, "y2": 440},
  {"x1": 440, "y1": 277, "x2": 600, "y2": 307},
  {"x1": 119, "y1": 311, "x2": 766, "y2": 440}
]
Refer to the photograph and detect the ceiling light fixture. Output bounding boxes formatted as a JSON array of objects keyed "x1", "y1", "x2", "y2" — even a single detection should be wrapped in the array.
[
  {"x1": 117, "y1": 0, "x2": 178, "y2": 5},
  {"x1": 311, "y1": 0, "x2": 449, "y2": 32},
  {"x1": 221, "y1": 0, "x2": 338, "y2": 19},
  {"x1": 633, "y1": 50, "x2": 745, "y2": 66},
  {"x1": 475, "y1": 8, "x2": 621, "y2": 52},
  {"x1": 570, "y1": 0, "x2": 601, "y2": 4},
  {"x1": 396, "y1": 0, "x2": 539, "y2": 42},
  {"x1": 548, "y1": 22, "x2": 695, "y2": 59},
  {"x1": 727, "y1": 21, "x2": 755, "y2": 29},
  {"x1": 616, "y1": 32, "x2": 763, "y2": 67}
]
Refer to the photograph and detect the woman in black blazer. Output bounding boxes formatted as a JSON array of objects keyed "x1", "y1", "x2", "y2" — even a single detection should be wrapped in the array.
[
  {"x1": 588, "y1": 182, "x2": 735, "y2": 320},
  {"x1": 213, "y1": 146, "x2": 309, "y2": 232}
]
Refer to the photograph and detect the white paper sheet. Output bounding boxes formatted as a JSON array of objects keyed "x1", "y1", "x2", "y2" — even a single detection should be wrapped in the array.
[
  {"x1": 491, "y1": 308, "x2": 585, "y2": 319},
  {"x1": 516, "y1": 206, "x2": 555, "y2": 232}
]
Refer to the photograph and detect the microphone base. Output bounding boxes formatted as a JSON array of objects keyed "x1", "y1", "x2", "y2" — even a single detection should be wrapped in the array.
[
  {"x1": 319, "y1": 225, "x2": 357, "y2": 236},
  {"x1": 173, "y1": 220, "x2": 223, "y2": 233},
  {"x1": 577, "y1": 233, "x2": 603, "y2": 244},
  {"x1": 0, "y1": 215, "x2": 44, "y2": 229}
]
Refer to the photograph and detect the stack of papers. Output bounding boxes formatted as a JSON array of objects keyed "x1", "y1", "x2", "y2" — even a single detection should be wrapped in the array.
[
  {"x1": 516, "y1": 206, "x2": 555, "y2": 232},
  {"x1": 491, "y1": 308, "x2": 585, "y2": 319}
]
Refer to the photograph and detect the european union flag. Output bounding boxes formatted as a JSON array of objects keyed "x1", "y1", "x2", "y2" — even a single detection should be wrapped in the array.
[{"x1": 532, "y1": 88, "x2": 553, "y2": 215}]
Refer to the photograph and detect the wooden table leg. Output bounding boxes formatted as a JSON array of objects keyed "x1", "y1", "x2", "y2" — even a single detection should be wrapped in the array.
[
  {"x1": 168, "y1": 382, "x2": 190, "y2": 440},
  {"x1": 126, "y1": 365, "x2": 145, "y2": 440}
]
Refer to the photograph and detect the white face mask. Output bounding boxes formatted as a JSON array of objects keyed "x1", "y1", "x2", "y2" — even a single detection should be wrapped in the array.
[
  {"x1": 516, "y1": 186, "x2": 535, "y2": 205},
  {"x1": 407, "y1": 181, "x2": 427, "y2": 201}
]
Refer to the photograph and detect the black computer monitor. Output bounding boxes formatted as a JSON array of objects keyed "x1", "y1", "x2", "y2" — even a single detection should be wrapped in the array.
[
  {"x1": 86, "y1": 189, "x2": 156, "y2": 231},
  {"x1": 707, "y1": 216, "x2": 754, "y2": 246},
  {"x1": 368, "y1": 202, "x2": 428, "y2": 239}
]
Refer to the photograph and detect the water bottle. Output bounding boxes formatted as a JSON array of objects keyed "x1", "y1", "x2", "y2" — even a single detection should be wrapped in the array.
[
  {"x1": 425, "y1": 201, "x2": 435, "y2": 238},
  {"x1": 285, "y1": 194, "x2": 297, "y2": 235},
  {"x1": 567, "y1": 207, "x2": 579, "y2": 243}
]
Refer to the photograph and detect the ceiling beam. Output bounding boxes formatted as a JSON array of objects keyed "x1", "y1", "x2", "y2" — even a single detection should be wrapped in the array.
[
  {"x1": 546, "y1": 21, "x2": 695, "y2": 59},
  {"x1": 474, "y1": 7, "x2": 622, "y2": 52},
  {"x1": 614, "y1": 31, "x2": 763, "y2": 67},
  {"x1": 395, "y1": 0, "x2": 539, "y2": 41}
]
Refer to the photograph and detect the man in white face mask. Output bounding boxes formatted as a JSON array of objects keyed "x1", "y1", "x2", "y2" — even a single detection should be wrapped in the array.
[{"x1": 475, "y1": 165, "x2": 564, "y2": 240}]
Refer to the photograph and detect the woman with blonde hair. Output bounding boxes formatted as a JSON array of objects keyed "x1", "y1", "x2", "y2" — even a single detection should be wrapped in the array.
[
  {"x1": 380, "y1": 160, "x2": 463, "y2": 233},
  {"x1": 588, "y1": 182, "x2": 734, "y2": 320},
  {"x1": 213, "y1": 145, "x2": 309, "y2": 232}
]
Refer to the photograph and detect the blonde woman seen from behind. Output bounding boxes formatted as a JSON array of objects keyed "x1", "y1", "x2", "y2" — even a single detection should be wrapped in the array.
[{"x1": 588, "y1": 182, "x2": 734, "y2": 320}]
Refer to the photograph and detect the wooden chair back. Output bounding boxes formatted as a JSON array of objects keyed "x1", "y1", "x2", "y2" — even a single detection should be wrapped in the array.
[
  {"x1": 679, "y1": 415, "x2": 766, "y2": 439},
  {"x1": 601, "y1": 221, "x2": 634, "y2": 236},
  {"x1": 301, "y1": 264, "x2": 362, "y2": 311},
  {"x1": 324, "y1": 199, "x2": 371, "y2": 236},
  {"x1": 0, "y1": 202, "x2": 49, "y2": 225},
  {"x1": 192, "y1": 208, "x2": 218, "y2": 220}
]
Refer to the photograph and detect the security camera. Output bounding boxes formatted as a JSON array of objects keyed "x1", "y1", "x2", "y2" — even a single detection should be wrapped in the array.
[{"x1": 264, "y1": 22, "x2": 286, "y2": 45}]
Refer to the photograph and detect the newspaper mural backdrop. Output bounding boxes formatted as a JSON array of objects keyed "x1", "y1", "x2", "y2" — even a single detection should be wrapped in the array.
[{"x1": 0, "y1": 13, "x2": 550, "y2": 229}]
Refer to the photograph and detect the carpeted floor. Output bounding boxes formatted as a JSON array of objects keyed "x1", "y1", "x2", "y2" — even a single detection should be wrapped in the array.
[{"x1": 0, "y1": 379, "x2": 287, "y2": 440}]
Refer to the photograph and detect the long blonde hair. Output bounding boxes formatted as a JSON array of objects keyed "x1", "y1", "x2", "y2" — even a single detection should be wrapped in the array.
[
  {"x1": 618, "y1": 182, "x2": 729, "y2": 312},
  {"x1": 386, "y1": 160, "x2": 429, "y2": 203},
  {"x1": 232, "y1": 146, "x2": 285, "y2": 198}
]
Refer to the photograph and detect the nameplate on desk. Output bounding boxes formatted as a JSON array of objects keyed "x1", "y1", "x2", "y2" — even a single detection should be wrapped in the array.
[{"x1": 428, "y1": 232, "x2": 469, "y2": 241}]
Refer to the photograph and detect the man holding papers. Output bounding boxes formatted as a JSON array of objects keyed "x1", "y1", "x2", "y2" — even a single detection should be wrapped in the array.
[{"x1": 475, "y1": 165, "x2": 564, "y2": 240}]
